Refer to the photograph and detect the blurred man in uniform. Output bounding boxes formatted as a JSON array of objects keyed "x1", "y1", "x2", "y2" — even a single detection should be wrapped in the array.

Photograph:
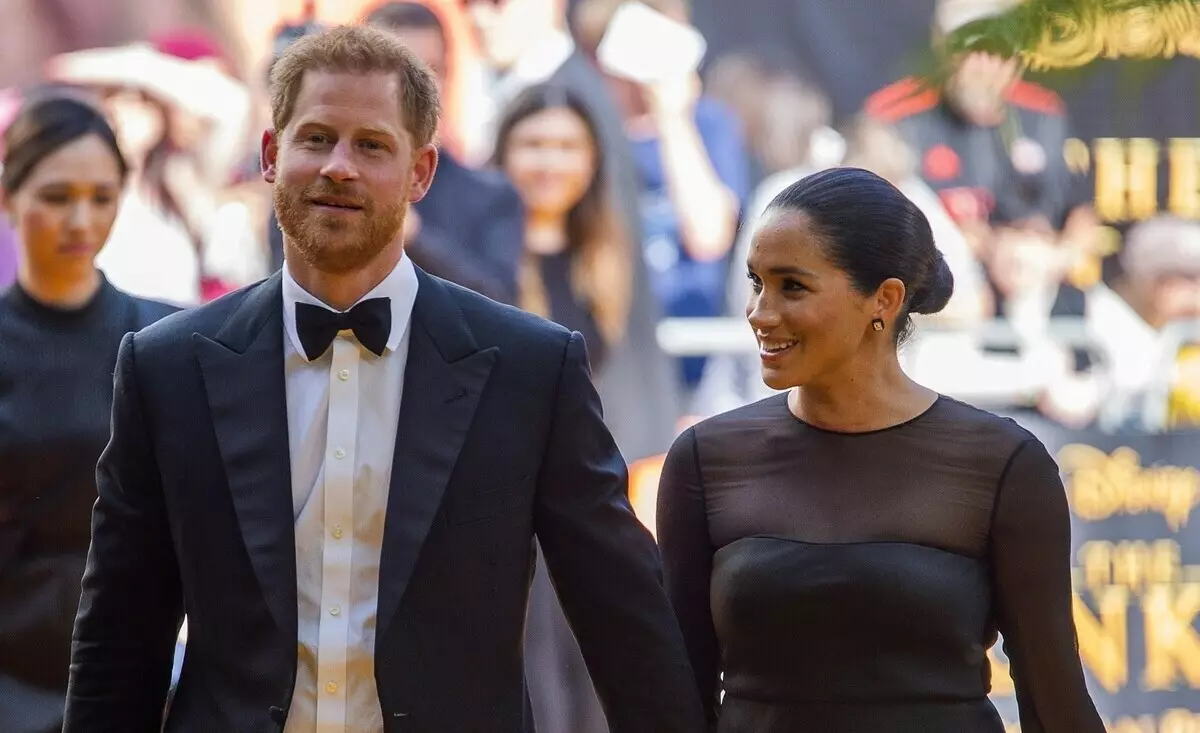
[{"x1": 865, "y1": 0, "x2": 1097, "y2": 255}]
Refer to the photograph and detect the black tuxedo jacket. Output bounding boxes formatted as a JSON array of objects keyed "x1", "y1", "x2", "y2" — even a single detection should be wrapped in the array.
[{"x1": 62, "y1": 268, "x2": 705, "y2": 733}]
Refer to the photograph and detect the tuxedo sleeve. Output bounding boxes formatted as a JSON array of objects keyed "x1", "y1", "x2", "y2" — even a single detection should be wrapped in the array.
[
  {"x1": 532, "y1": 331, "x2": 706, "y2": 732},
  {"x1": 64, "y1": 332, "x2": 184, "y2": 732}
]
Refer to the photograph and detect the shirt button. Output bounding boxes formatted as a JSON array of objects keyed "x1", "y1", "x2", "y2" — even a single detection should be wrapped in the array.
[
  {"x1": 326, "y1": 682, "x2": 339, "y2": 695},
  {"x1": 334, "y1": 448, "x2": 346, "y2": 460},
  {"x1": 330, "y1": 605, "x2": 341, "y2": 617},
  {"x1": 338, "y1": 369, "x2": 350, "y2": 381},
  {"x1": 332, "y1": 526, "x2": 343, "y2": 539}
]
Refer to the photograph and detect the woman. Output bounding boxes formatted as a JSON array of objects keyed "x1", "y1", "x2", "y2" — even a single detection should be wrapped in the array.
[
  {"x1": 493, "y1": 84, "x2": 632, "y2": 373},
  {"x1": 48, "y1": 41, "x2": 254, "y2": 304},
  {"x1": 574, "y1": 0, "x2": 749, "y2": 392},
  {"x1": 656, "y1": 167, "x2": 1103, "y2": 732},
  {"x1": 492, "y1": 83, "x2": 636, "y2": 733},
  {"x1": 494, "y1": 83, "x2": 662, "y2": 729},
  {"x1": 0, "y1": 93, "x2": 176, "y2": 733}
]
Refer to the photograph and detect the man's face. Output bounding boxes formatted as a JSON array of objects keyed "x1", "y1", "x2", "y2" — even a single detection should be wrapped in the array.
[
  {"x1": 463, "y1": 0, "x2": 557, "y2": 70},
  {"x1": 1151, "y1": 273, "x2": 1200, "y2": 324},
  {"x1": 945, "y1": 51, "x2": 1020, "y2": 126},
  {"x1": 388, "y1": 27, "x2": 448, "y2": 93},
  {"x1": 261, "y1": 70, "x2": 437, "y2": 274}
]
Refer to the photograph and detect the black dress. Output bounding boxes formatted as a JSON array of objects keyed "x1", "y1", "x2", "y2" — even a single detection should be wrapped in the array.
[
  {"x1": 0, "y1": 275, "x2": 176, "y2": 733},
  {"x1": 657, "y1": 393, "x2": 1105, "y2": 733}
]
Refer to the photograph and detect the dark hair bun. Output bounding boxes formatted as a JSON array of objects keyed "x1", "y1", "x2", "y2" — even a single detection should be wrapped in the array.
[{"x1": 910, "y1": 251, "x2": 954, "y2": 315}]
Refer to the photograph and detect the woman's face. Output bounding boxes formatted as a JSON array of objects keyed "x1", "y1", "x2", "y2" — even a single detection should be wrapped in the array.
[
  {"x1": 3, "y1": 134, "x2": 124, "y2": 282},
  {"x1": 745, "y1": 208, "x2": 877, "y2": 391},
  {"x1": 502, "y1": 106, "x2": 597, "y2": 219}
]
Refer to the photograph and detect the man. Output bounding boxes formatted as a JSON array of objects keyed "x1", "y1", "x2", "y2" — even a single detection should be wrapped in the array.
[
  {"x1": 366, "y1": 2, "x2": 524, "y2": 305},
  {"x1": 1085, "y1": 216, "x2": 1200, "y2": 430},
  {"x1": 62, "y1": 25, "x2": 704, "y2": 733},
  {"x1": 865, "y1": 0, "x2": 1095, "y2": 247}
]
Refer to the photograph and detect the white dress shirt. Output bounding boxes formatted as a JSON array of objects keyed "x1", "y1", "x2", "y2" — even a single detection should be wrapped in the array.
[{"x1": 280, "y1": 255, "x2": 419, "y2": 733}]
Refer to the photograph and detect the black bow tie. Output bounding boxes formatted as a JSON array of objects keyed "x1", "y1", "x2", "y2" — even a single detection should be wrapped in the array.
[{"x1": 295, "y1": 298, "x2": 392, "y2": 361}]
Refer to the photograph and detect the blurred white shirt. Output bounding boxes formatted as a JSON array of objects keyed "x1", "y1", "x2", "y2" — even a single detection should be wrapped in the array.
[{"x1": 96, "y1": 191, "x2": 200, "y2": 306}]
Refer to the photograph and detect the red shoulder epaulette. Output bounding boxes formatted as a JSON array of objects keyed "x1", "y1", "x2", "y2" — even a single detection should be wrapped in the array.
[
  {"x1": 864, "y1": 77, "x2": 940, "y2": 123},
  {"x1": 1003, "y1": 80, "x2": 1065, "y2": 116}
]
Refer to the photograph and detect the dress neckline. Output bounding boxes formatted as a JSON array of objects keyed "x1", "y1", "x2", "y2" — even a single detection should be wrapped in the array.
[
  {"x1": 4, "y1": 272, "x2": 117, "y2": 329},
  {"x1": 779, "y1": 392, "x2": 943, "y2": 436}
]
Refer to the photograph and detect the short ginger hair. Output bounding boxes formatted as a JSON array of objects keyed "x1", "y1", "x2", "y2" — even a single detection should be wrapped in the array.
[{"x1": 269, "y1": 24, "x2": 441, "y2": 148}]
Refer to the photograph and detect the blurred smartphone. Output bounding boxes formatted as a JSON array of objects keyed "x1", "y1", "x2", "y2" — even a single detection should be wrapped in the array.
[{"x1": 596, "y1": 1, "x2": 707, "y2": 84}]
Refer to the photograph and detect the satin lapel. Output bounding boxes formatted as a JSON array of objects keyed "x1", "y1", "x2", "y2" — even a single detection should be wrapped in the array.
[
  {"x1": 377, "y1": 271, "x2": 496, "y2": 640},
  {"x1": 193, "y1": 273, "x2": 297, "y2": 640}
]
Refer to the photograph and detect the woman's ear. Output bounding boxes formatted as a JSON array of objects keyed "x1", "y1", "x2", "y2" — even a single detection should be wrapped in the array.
[{"x1": 873, "y1": 277, "x2": 907, "y2": 322}]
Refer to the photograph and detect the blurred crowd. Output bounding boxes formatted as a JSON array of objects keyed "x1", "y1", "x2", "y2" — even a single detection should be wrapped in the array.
[{"x1": 3, "y1": 0, "x2": 1200, "y2": 461}]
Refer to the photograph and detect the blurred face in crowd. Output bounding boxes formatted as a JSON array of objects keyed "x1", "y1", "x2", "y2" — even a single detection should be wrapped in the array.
[
  {"x1": 3, "y1": 134, "x2": 123, "y2": 283},
  {"x1": 502, "y1": 105, "x2": 596, "y2": 218},
  {"x1": 841, "y1": 119, "x2": 915, "y2": 187},
  {"x1": 945, "y1": 51, "x2": 1020, "y2": 126},
  {"x1": 1144, "y1": 273, "x2": 1200, "y2": 326},
  {"x1": 387, "y1": 28, "x2": 448, "y2": 93},
  {"x1": 463, "y1": 0, "x2": 559, "y2": 70},
  {"x1": 263, "y1": 70, "x2": 435, "y2": 274},
  {"x1": 746, "y1": 209, "x2": 877, "y2": 391},
  {"x1": 985, "y1": 222, "x2": 1065, "y2": 298}
]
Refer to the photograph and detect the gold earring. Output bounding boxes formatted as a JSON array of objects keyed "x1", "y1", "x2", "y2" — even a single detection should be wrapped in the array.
[{"x1": 872, "y1": 318, "x2": 884, "y2": 332}]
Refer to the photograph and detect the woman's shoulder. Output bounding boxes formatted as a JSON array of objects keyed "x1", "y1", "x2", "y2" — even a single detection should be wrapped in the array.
[
  {"x1": 925, "y1": 395, "x2": 1045, "y2": 464},
  {"x1": 680, "y1": 393, "x2": 791, "y2": 448},
  {"x1": 932, "y1": 395, "x2": 1035, "y2": 434}
]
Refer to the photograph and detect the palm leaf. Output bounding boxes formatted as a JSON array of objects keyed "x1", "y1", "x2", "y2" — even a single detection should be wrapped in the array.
[{"x1": 941, "y1": 0, "x2": 1200, "y2": 71}]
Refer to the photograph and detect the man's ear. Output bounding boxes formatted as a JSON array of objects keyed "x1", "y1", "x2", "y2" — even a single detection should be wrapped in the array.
[
  {"x1": 406, "y1": 143, "x2": 439, "y2": 203},
  {"x1": 261, "y1": 129, "x2": 279, "y2": 184}
]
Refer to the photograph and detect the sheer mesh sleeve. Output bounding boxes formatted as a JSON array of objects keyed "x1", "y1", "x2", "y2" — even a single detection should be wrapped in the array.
[
  {"x1": 656, "y1": 427, "x2": 721, "y2": 730},
  {"x1": 990, "y1": 439, "x2": 1105, "y2": 733}
]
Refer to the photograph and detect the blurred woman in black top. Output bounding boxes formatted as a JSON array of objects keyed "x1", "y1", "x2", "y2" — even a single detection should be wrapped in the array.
[
  {"x1": 0, "y1": 92, "x2": 176, "y2": 733},
  {"x1": 493, "y1": 84, "x2": 632, "y2": 372}
]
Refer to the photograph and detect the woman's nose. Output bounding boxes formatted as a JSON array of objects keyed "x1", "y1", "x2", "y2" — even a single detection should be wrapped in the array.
[
  {"x1": 66, "y1": 200, "x2": 92, "y2": 232},
  {"x1": 747, "y1": 292, "x2": 782, "y2": 330}
]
